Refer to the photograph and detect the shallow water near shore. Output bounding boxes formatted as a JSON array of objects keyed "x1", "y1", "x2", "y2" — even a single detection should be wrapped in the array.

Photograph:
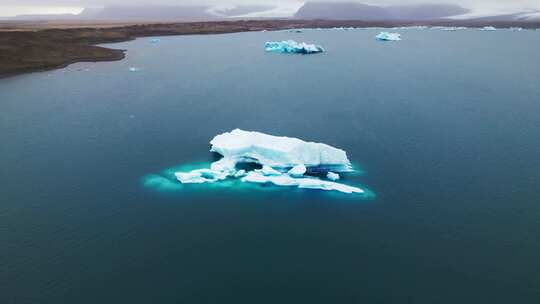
[{"x1": 2, "y1": 29, "x2": 540, "y2": 303}]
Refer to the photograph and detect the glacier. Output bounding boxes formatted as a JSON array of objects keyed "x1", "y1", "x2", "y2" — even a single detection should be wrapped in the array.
[
  {"x1": 375, "y1": 32, "x2": 402, "y2": 41},
  {"x1": 171, "y1": 129, "x2": 370, "y2": 195},
  {"x1": 265, "y1": 40, "x2": 325, "y2": 54}
]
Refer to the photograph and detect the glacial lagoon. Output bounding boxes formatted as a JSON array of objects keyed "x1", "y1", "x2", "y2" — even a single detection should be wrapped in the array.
[{"x1": 2, "y1": 28, "x2": 540, "y2": 302}]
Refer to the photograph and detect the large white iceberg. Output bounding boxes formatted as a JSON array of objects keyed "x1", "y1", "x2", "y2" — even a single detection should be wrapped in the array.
[
  {"x1": 173, "y1": 129, "x2": 369, "y2": 195},
  {"x1": 265, "y1": 40, "x2": 325, "y2": 54},
  {"x1": 375, "y1": 32, "x2": 402, "y2": 41},
  {"x1": 210, "y1": 129, "x2": 352, "y2": 172}
]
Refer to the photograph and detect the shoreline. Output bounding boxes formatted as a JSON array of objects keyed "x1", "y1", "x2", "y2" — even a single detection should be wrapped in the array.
[{"x1": 1, "y1": 19, "x2": 539, "y2": 78}]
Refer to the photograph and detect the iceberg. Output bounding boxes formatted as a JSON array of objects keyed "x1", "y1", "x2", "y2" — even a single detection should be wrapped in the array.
[
  {"x1": 265, "y1": 40, "x2": 325, "y2": 54},
  {"x1": 288, "y1": 164, "x2": 307, "y2": 177},
  {"x1": 171, "y1": 129, "x2": 370, "y2": 195},
  {"x1": 262, "y1": 165, "x2": 282, "y2": 176},
  {"x1": 440, "y1": 26, "x2": 467, "y2": 31},
  {"x1": 175, "y1": 169, "x2": 228, "y2": 184},
  {"x1": 128, "y1": 67, "x2": 140, "y2": 72},
  {"x1": 149, "y1": 38, "x2": 161, "y2": 43},
  {"x1": 480, "y1": 26, "x2": 496, "y2": 31},
  {"x1": 210, "y1": 129, "x2": 352, "y2": 172},
  {"x1": 375, "y1": 32, "x2": 402, "y2": 41},
  {"x1": 327, "y1": 172, "x2": 340, "y2": 181}
]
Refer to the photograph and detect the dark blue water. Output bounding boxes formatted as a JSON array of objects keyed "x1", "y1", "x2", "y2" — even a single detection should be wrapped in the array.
[{"x1": 1, "y1": 29, "x2": 540, "y2": 303}]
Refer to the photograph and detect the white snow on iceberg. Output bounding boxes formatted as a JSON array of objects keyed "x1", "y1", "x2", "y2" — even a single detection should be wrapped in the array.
[
  {"x1": 265, "y1": 40, "x2": 324, "y2": 54},
  {"x1": 375, "y1": 32, "x2": 402, "y2": 41},
  {"x1": 210, "y1": 129, "x2": 352, "y2": 172},
  {"x1": 169, "y1": 129, "x2": 370, "y2": 195}
]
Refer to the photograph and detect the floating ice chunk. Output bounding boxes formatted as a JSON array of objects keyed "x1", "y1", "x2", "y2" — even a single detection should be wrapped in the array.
[
  {"x1": 175, "y1": 169, "x2": 229, "y2": 184},
  {"x1": 288, "y1": 164, "x2": 307, "y2": 177},
  {"x1": 375, "y1": 32, "x2": 402, "y2": 41},
  {"x1": 327, "y1": 172, "x2": 340, "y2": 181},
  {"x1": 297, "y1": 178, "x2": 362, "y2": 194},
  {"x1": 262, "y1": 165, "x2": 282, "y2": 176},
  {"x1": 210, "y1": 157, "x2": 236, "y2": 172},
  {"x1": 210, "y1": 129, "x2": 352, "y2": 172},
  {"x1": 233, "y1": 170, "x2": 247, "y2": 178},
  {"x1": 149, "y1": 38, "x2": 161, "y2": 43},
  {"x1": 510, "y1": 27, "x2": 523, "y2": 31},
  {"x1": 241, "y1": 171, "x2": 364, "y2": 194},
  {"x1": 242, "y1": 171, "x2": 298, "y2": 186},
  {"x1": 170, "y1": 129, "x2": 370, "y2": 195},
  {"x1": 480, "y1": 26, "x2": 496, "y2": 31},
  {"x1": 265, "y1": 40, "x2": 324, "y2": 54},
  {"x1": 440, "y1": 26, "x2": 467, "y2": 31},
  {"x1": 128, "y1": 67, "x2": 140, "y2": 72}
]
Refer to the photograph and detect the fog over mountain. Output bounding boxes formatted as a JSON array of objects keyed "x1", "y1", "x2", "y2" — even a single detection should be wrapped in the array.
[{"x1": 295, "y1": 2, "x2": 469, "y2": 20}]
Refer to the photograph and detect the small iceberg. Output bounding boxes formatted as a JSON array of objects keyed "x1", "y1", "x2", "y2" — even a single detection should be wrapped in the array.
[
  {"x1": 440, "y1": 26, "x2": 467, "y2": 31},
  {"x1": 149, "y1": 38, "x2": 161, "y2": 43},
  {"x1": 171, "y1": 129, "x2": 370, "y2": 195},
  {"x1": 288, "y1": 164, "x2": 307, "y2": 177},
  {"x1": 480, "y1": 26, "x2": 497, "y2": 31},
  {"x1": 375, "y1": 32, "x2": 402, "y2": 41},
  {"x1": 327, "y1": 172, "x2": 340, "y2": 181},
  {"x1": 510, "y1": 27, "x2": 523, "y2": 31},
  {"x1": 128, "y1": 67, "x2": 140, "y2": 72},
  {"x1": 265, "y1": 40, "x2": 325, "y2": 54}
]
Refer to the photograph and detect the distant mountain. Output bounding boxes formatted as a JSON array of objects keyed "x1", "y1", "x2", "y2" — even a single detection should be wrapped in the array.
[
  {"x1": 0, "y1": 5, "x2": 275, "y2": 21},
  {"x1": 295, "y1": 2, "x2": 469, "y2": 20},
  {"x1": 0, "y1": 13, "x2": 79, "y2": 21},
  {"x1": 295, "y1": 2, "x2": 391, "y2": 20},
  {"x1": 208, "y1": 5, "x2": 275, "y2": 17},
  {"x1": 78, "y1": 6, "x2": 215, "y2": 21},
  {"x1": 458, "y1": 10, "x2": 540, "y2": 22},
  {"x1": 386, "y1": 4, "x2": 469, "y2": 20}
]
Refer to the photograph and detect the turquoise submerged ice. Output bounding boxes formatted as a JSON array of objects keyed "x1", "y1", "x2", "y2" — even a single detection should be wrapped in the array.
[
  {"x1": 375, "y1": 32, "x2": 402, "y2": 41},
  {"x1": 174, "y1": 129, "x2": 366, "y2": 194},
  {"x1": 265, "y1": 40, "x2": 325, "y2": 54}
]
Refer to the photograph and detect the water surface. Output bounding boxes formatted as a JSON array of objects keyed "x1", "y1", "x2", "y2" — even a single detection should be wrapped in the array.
[{"x1": 1, "y1": 29, "x2": 540, "y2": 303}]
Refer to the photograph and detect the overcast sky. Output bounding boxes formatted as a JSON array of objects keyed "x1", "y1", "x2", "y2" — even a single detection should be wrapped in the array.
[{"x1": 1, "y1": 0, "x2": 539, "y2": 17}]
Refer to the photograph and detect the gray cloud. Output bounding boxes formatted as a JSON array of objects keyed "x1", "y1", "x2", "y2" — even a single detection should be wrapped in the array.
[{"x1": 1, "y1": 0, "x2": 539, "y2": 7}]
